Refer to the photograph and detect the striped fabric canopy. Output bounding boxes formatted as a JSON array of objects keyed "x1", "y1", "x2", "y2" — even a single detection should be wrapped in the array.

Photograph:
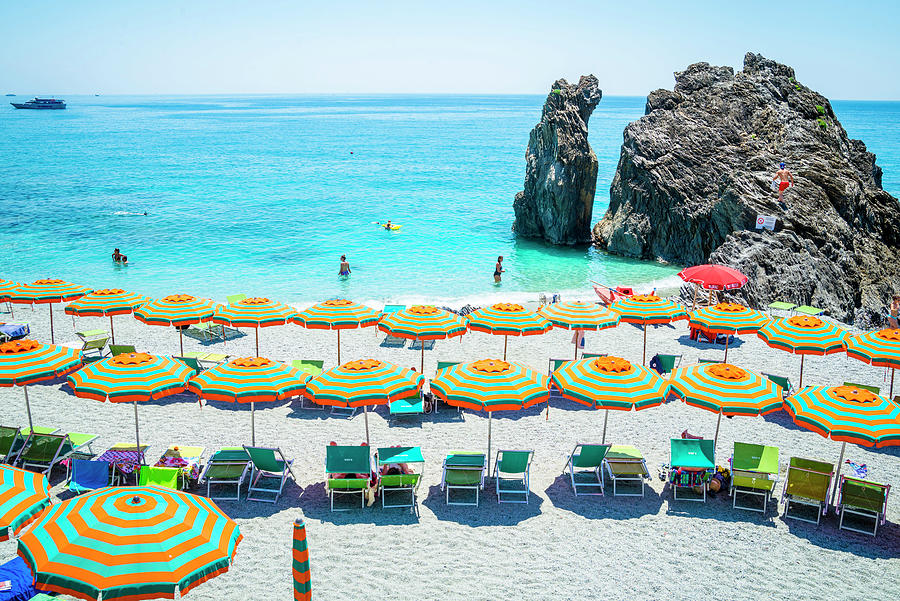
[
  {"x1": 0, "y1": 465, "x2": 50, "y2": 541},
  {"x1": 8, "y1": 279, "x2": 92, "y2": 304},
  {"x1": 213, "y1": 297, "x2": 298, "y2": 328},
  {"x1": 292, "y1": 518, "x2": 311, "y2": 601},
  {"x1": 757, "y1": 315, "x2": 849, "y2": 355},
  {"x1": 64, "y1": 289, "x2": 149, "y2": 317},
  {"x1": 550, "y1": 356, "x2": 667, "y2": 410},
  {"x1": 305, "y1": 359, "x2": 423, "y2": 408},
  {"x1": 669, "y1": 362, "x2": 783, "y2": 416},
  {"x1": 609, "y1": 294, "x2": 688, "y2": 324},
  {"x1": 187, "y1": 357, "x2": 309, "y2": 403},
  {"x1": 377, "y1": 305, "x2": 467, "y2": 340},
  {"x1": 844, "y1": 328, "x2": 900, "y2": 369},
  {"x1": 466, "y1": 303, "x2": 552, "y2": 336},
  {"x1": 0, "y1": 339, "x2": 82, "y2": 387},
  {"x1": 689, "y1": 302, "x2": 769, "y2": 334},
  {"x1": 294, "y1": 299, "x2": 379, "y2": 330},
  {"x1": 133, "y1": 294, "x2": 216, "y2": 327},
  {"x1": 18, "y1": 486, "x2": 242, "y2": 601},
  {"x1": 67, "y1": 353, "x2": 193, "y2": 403},
  {"x1": 430, "y1": 359, "x2": 549, "y2": 411},
  {"x1": 539, "y1": 301, "x2": 620, "y2": 331},
  {"x1": 0, "y1": 279, "x2": 18, "y2": 300},
  {"x1": 785, "y1": 385, "x2": 900, "y2": 447}
]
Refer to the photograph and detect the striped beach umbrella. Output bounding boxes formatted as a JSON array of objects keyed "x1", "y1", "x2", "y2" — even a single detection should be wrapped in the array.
[
  {"x1": 757, "y1": 315, "x2": 849, "y2": 388},
  {"x1": 689, "y1": 302, "x2": 770, "y2": 361},
  {"x1": 9, "y1": 279, "x2": 93, "y2": 343},
  {"x1": 540, "y1": 301, "x2": 619, "y2": 359},
  {"x1": 550, "y1": 356, "x2": 667, "y2": 443},
  {"x1": 213, "y1": 297, "x2": 298, "y2": 356},
  {"x1": 609, "y1": 294, "x2": 688, "y2": 365},
  {"x1": 670, "y1": 362, "x2": 783, "y2": 448},
  {"x1": 292, "y1": 517, "x2": 311, "y2": 601},
  {"x1": 431, "y1": 359, "x2": 549, "y2": 471},
  {"x1": 294, "y1": 299, "x2": 380, "y2": 364},
  {"x1": 134, "y1": 294, "x2": 217, "y2": 355},
  {"x1": 678, "y1": 264, "x2": 748, "y2": 309},
  {"x1": 306, "y1": 359, "x2": 423, "y2": 445},
  {"x1": 187, "y1": 357, "x2": 310, "y2": 445},
  {"x1": 18, "y1": 486, "x2": 242, "y2": 601},
  {"x1": 378, "y1": 305, "x2": 467, "y2": 371},
  {"x1": 0, "y1": 279, "x2": 17, "y2": 299},
  {"x1": 0, "y1": 465, "x2": 50, "y2": 541},
  {"x1": 844, "y1": 328, "x2": 900, "y2": 397},
  {"x1": 0, "y1": 339, "x2": 82, "y2": 431},
  {"x1": 466, "y1": 303, "x2": 552, "y2": 360},
  {"x1": 67, "y1": 353, "x2": 193, "y2": 455},
  {"x1": 64, "y1": 289, "x2": 150, "y2": 344}
]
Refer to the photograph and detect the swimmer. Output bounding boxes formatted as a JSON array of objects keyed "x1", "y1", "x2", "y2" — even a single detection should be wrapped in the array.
[
  {"x1": 339, "y1": 255, "x2": 351, "y2": 277},
  {"x1": 384, "y1": 220, "x2": 392, "y2": 230},
  {"x1": 772, "y1": 162, "x2": 794, "y2": 207},
  {"x1": 112, "y1": 248, "x2": 128, "y2": 264},
  {"x1": 493, "y1": 256, "x2": 504, "y2": 283}
]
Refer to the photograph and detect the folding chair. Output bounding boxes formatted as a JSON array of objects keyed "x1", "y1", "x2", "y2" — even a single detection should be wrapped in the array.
[
  {"x1": 564, "y1": 443, "x2": 610, "y2": 496},
  {"x1": 138, "y1": 466, "x2": 180, "y2": 490},
  {"x1": 377, "y1": 446, "x2": 424, "y2": 509},
  {"x1": 67, "y1": 459, "x2": 110, "y2": 494},
  {"x1": 782, "y1": 457, "x2": 834, "y2": 524},
  {"x1": 837, "y1": 476, "x2": 890, "y2": 536},
  {"x1": 108, "y1": 344, "x2": 136, "y2": 356},
  {"x1": 604, "y1": 445, "x2": 650, "y2": 497},
  {"x1": 730, "y1": 442, "x2": 779, "y2": 512},
  {"x1": 441, "y1": 452, "x2": 486, "y2": 506},
  {"x1": 326, "y1": 445, "x2": 372, "y2": 511},
  {"x1": 243, "y1": 446, "x2": 296, "y2": 503},
  {"x1": 669, "y1": 438, "x2": 715, "y2": 502},
  {"x1": 494, "y1": 449, "x2": 533, "y2": 503},
  {"x1": 199, "y1": 447, "x2": 251, "y2": 501},
  {"x1": 292, "y1": 360, "x2": 325, "y2": 409}
]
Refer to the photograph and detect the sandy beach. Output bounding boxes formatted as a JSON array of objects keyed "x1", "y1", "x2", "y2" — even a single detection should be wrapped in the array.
[{"x1": 1, "y1": 299, "x2": 898, "y2": 601}]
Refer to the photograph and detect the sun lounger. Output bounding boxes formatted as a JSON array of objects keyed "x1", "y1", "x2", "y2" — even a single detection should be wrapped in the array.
[
  {"x1": 291, "y1": 360, "x2": 325, "y2": 409},
  {"x1": 580, "y1": 352, "x2": 607, "y2": 359},
  {"x1": 794, "y1": 305, "x2": 825, "y2": 316},
  {"x1": 183, "y1": 351, "x2": 230, "y2": 365},
  {"x1": 781, "y1": 457, "x2": 834, "y2": 524},
  {"x1": 604, "y1": 445, "x2": 650, "y2": 497},
  {"x1": 669, "y1": 438, "x2": 715, "y2": 502},
  {"x1": 842, "y1": 382, "x2": 880, "y2": 394},
  {"x1": 494, "y1": 449, "x2": 533, "y2": 503},
  {"x1": 226, "y1": 294, "x2": 247, "y2": 304},
  {"x1": 79, "y1": 336, "x2": 109, "y2": 361},
  {"x1": 0, "y1": 426, "x2": 24, "y2": 464},
  {"x1": 0, "y1": 323, "x2": 29, "y2": 343},
  {"x1": 326, "y1": 445, "x2": 372, "y2": 511},
  {"x1": 730, "y1": 442, "x2": 779, "y2": 512},
  {"x1": 75, "y1": 329, "x2": 109, "y2": 342},
  {"x1": 377, "y1": 446, "x2": 424, "y2": 509},
  {"x1": 199, "y1": 447, "x2": 251, "y2": 501},
  {"x1": 436, "y1": 361, "x2": 460, "y2": 373},
  {"x1": 175, "y1": 356, "x2": 204, "y2": 375},
  {"x1": 382, "y1": 304, "x2": 405, "y2": 315},
  {"x1": 243, "y1": 446, "x2": 295, "y2": 503},
  {"x1": 441, "y1": 452, "x2": 487, "y2": 506},
  {"x1": 18, "y1": 432, "x2": 97, "y2": 476},
  {"x1": 389, "y1": 395, "x2": 424, "y2": 422},
  {"x1": 649, "y1": 353, "x2": 682, "y2": 376},
  {"x1": 138, "y1": 466, "x2": 180, "y2": 490},
  {"x1": 837, "y1": 476, "x2": 890, "y2": 536},
  {"x1": 381, "y1": 333, "x2": 406, "y2": 348},
  {"x1": 108, "y1": 344, "x2": 136, "y2": 356},
  {"x1": 565, "y1": 443, "x2": 610, "y2": 496},
  {"x1": 67, "y1": 459, "x2": 110, "y2": 494},
  {"x1": 763, "y1": 373, "x2": 794, "y2": 398},
  {"x1": 767, "y1": 301, "x2": 796, "y2": 315},
  {"x1": 155, "y1": 445, "x2": 205, "y2": 489}
]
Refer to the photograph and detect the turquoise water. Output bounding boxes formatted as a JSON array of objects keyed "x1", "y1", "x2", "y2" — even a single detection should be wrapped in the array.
[{"x1": 1, "y1": 95, "x2": 897, "y2": 305}]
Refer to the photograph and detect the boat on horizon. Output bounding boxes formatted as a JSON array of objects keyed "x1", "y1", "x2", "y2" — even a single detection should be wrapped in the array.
[
  {"x1": 4, "y1": 93, "x2": 14, "y2": 97},
  {"x1": 10, "y1": 97, "x2": 66, "y2": 109}
]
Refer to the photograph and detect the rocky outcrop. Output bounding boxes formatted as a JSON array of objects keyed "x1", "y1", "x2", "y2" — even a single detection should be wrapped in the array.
[
  {"x1": 513, "y1": 76, "x2": 602, "y2": 245},
  {"x1": 593, "y1": 52, "x2": 900, "y2": 326}
]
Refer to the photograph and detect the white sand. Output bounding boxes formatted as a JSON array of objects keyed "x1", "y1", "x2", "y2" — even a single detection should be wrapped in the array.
[{"x1": 1, "y1": 301, "x2": 899, "y2": 601}]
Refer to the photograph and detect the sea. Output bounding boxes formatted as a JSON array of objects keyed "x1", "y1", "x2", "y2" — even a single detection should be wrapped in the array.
[{"x1": 1, "y1": 95, "x2": 898, "y2": 306}]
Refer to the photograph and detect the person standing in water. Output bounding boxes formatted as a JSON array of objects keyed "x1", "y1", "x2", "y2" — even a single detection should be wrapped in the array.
[
  {"x1": 773, "y1": 162, "x2": 794, "y2": 207},
  {"x1": 494, "y1": 256, "x2": 504, "y2": 283},
  {"x1": 339, "y1": 255, "x2": 351, "y2": 277}
]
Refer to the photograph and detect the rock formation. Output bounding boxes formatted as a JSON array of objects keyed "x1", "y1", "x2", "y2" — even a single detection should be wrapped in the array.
[
  {"x1": 593, "y1": 52, "x2": 900, "y2": 326},
  {"x1": 513, "y1": 76, "x2": 602, "y2": 245}
]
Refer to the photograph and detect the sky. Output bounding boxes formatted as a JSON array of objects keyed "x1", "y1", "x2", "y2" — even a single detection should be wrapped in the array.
[{"x1": 2, "y1": 0, "x2": 899, "y2": 99}]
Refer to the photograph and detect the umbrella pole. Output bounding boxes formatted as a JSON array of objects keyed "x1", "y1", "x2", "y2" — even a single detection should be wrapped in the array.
[
  {"x1": 49, "y1": 302, "x2": 54, "y2": 344},
  {"x1": 503, "y1": 335, "x2": 508, "y2": 361},
  {"x1": 724, "y1": 335, "x2": 729, "y2": 363},
  {"x1": 642, "y1": 324, "x2": 648, "y2": 365},
  {"x1": 691, "y1": 284, "x2": 698, "y2": 312},
  {"x1": 256, "y1": 328, "x2": 260, "y2": 357},
  {"x1": 363, "y1": 405, "x2": 370, "y2": 447},
  {"x1": 110, "y1": 315, "x2": 116, "y2": 345},
  {"x1": 133, "y1": 399, "x2": 143, "y2": 465},
  {"x1": 891, "y1": 368, "x2": 895, "y2": 399},
  {"x1": 421, "y1": 341, "x2": 425, "y2": 373},
  {"x1": 799, "y1": 354, "x2": 805, "y2": 389},
  {"x1": 337, "y1": 330, "x2": 341, "y2": 365},
  {"x1": 831, "y1": 441, "x2": 847, "y2": 507},
  {"x1": 179, "y1": 329, "x2": 184, "y2": 356},
  {"x1": 251, "y1": 402, "x2": 256, "y2": 446},
  {"x1": 487, "y1": 411, "x2": 492, "y2": 475},
  {"x1": 713, "y1": 408, "x2": 723, "y2": 451},
  {"x1": 601, "y1": 409, "x2": 609, "y2": 445},
  {"x1": 23, "y1": 386, "x2": 34, "y2": 433}
]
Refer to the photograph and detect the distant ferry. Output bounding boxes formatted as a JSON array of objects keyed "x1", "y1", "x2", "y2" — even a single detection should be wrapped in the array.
[
  {"x1": 4, "y1": 93, "x2": 14, "y2": 97},
  {"x1": 11, "y1": 97, "x2": 66, "y2": 109}
]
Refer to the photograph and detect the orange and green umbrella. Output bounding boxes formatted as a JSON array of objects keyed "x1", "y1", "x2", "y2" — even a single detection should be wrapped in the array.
[
  {"x1": 294, "y1": 299, "x2": 380, "y2": 364},
  {"x1": 377, "y1": 305, "x2": 467, "y2": 371},
  {"x1": 134, "y1": 294, "x2": 217, "y2": 355},
  {"x1": 0, "y1": 465, "x2": 50, "y2": 541},
  {"x1": 466, "y1": 303, "x2": 552, "y2": 360},
  {"x1": 212, "y1": 297, "x2": 297, "y2": 356},
  {"x1": 0, "y1": 339, "x2": 82, "y2": 431},
  {"x1": 539, "y1": 301, "x2": 619, "y2": 359},
  {"x1": 609, "y1": 294, "x2": 688, "y2": 365},
  {"x1": 18, "y1": 486, "x2": 242, "y2": 601},
  {"x1": 757, "y1": 315, "x2": 849, "y2": 387},
  {"x1": 292, "y1": 517, "x2": 311, "y2": 601},
  {"x1": 688, "y1": 302, "x2": 769, "y2": 361},
  {"x1": 9, "y1": 279, "x2": 93, "y2": 343},
  {"x1": 64, "y1": 289, "x2": 150, "y2": 344},
  {"x1": 187, "y1": 357, "x2": 310, "y2": 445},
  {"x1": 844, "y1": 328, "x2": 900, "y2": 397},
  {"x1": 0, "y1": 279, "x2": 18, "y2": 303}
]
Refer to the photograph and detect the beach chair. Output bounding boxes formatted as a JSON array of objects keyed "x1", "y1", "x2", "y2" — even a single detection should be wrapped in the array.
[
  {"x1": 564, "y1": 443, "x2": 610, "y2": 496},
  {"x1": 18, "y1": 432, "x2": 97, "y2": 476},
  {"x1": 0, "y1": 426, "x2": 23, "y2": 464},
  {"x1": 781, "y1": 457, "x2": 834, "y2": 524},
  {"x1": 183, "y1": 351, "x2": 230, "y2": 365},
  {"x1": 436, "y1": 361, "x2": 460, "y2": 373},
  {"x1": 382, "y1": 304, "x2": 405, "y2": 315},
  {"x1": 156, "y1": 445, "x2": 205, "y2": 489},
  {"x1": 0, "y1": 556, "x2": 42, "y2": 601},
  {"x1": 67, "y1": 459, "x2": 110, "y2": 494},
  {"x1": 580, "y1": 352, "x2": 607, "y2": 359},
  {"x1": 441, "y1": 452, "x2": 487, "y2": 506},
  {"x1": 836, "y1": 476, "x2": 890, "y2": 536},
  {"x1": 326, "y1": 445, "x2": 372, "y2": 511},
  {"x1": 175, "y1": 356, "x2": 204, "y2": 375},
  {"x1": 767, "y1": 301, "x2": 796, "y2": 316},
  {"x1": 842, "y1": 382, "x2": 880, "y2": 394},
  {"x1": 669, "y1": 438, "x2": 715, "y2": 502},
  {"x1": 794, "y1": 305, "x2": 825, "y2": 316},
  {"x1": 649, "y1": 353, "x2": 682, "y2": 376},
  {"x1": 79, "y1": 336, "x2": 109, "y2": 361},
  {"x1": 389, "y1": 395, "x2": 425, "y2": 422},
  {"x1": 548, "y1": 359, "x2": 569, "y2": 401},
  {"x1": 494, "y1": 449, "x2": 533, "y2": 503},
  {"x1": 377, "y1": 446, "x2": 424, "y2": 509},
  {"x1": 604, "y1": 445, "x2": 650, "y2": 497},
  {"x1": 698, "y1": 357, "x2": 722, "y2": 364},
  {"x1": 199, "y1": 447, "x2": 251, "y2": 501},
  {"x1": 138, "y1": 466, "x2": 180, "y2": 490},
  {"x1": 108, "y1": 344, "x2": 136, "y2": 356},
  {"x1": 226, "y1": 294, "x2": 247, "y2": 304},
  {"x1": 763, "y1": 373, "x2": 794, "y2": 398},
  {"x1": 75, "y1": 329, "x2": 109, "y2": 342},
  {"x1": 243, "y1": 446, "x2": 295, "y2": 503},
  {"x1": 730, "y1": 442, "x2": 779, "y2": 512},
  {"x1": 291, "y1": 360, "x2": 325, "y2": 409}
]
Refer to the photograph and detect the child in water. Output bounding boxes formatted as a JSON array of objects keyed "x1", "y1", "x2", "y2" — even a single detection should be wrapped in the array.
[{"x1": 339, "y1": 255, "x2": 351, "y2": 276}]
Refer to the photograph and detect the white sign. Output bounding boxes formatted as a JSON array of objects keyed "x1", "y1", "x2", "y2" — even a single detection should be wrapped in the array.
[{"x1": 755, "y1": 215, "x2": 777, "y2": 231}]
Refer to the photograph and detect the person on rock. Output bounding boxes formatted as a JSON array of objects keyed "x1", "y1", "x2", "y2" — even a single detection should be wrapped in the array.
[{"x1": 773, "y1": 162, "x2": 794, "y2": 207}]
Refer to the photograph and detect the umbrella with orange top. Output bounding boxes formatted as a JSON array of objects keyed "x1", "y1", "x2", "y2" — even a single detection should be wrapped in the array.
[
  {"x1": 609, "y1": 294, "x2": 688, "y2": 365},
  {"x1": 844, "y1": 327, "x2": 900, "y2": 397},
  {"x1": 294, "y1": 299, "x2": 380, "y2": 365},
  {"x1": 8, "y1": 279, "x2": 92, "y2": 343},
  {"x1": 688, "y1": 302, "x2": 769, "y2": 361},
  {"x1": 539, "y1": 301, "x2": 619, "y2": 359},
  {"x1": 466, "y1": 303, "x2": 552, "y2": 361},
  {"x1": 757, "y1": 314, "x2": 849, "y2": 388},
  {"x1": 213, "y1": 297, "x2": 298, "y2": 357},
  {"x1": 377, "y1": 305, "x2": 467, "y2": 371},
  {"x1": 64, "y1": 288, "x2": 150, "y2": 344},
  {"x1": 133, "y1": 294, "x2": 217, "y2": 355}
]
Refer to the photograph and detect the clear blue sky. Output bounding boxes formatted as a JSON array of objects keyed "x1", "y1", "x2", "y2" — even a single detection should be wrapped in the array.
[{"x1": 2, "y1": 0, "x2": 898, "y2": 99}]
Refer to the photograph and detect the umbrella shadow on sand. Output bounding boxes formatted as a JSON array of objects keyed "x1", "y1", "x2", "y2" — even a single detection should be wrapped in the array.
[
  {"x1": 675, "y1": 334, "x2": 745, "y2": 353},
  {"x1": 544, "y1": 474, "x2": 664, "y2": 520},
  {"x1": 421, "y1": 483, "x2": 543, "y2": 526},
  {"x1": 663, "y1": 485, "x2": 779, "y2": 527},
  {"x1": 781, "y1": 515, "x2": 900, "y2": 558},
  {"x1": 298, "y1": 481, "x2": 421, "y2": 525},
  {"x1": 213, "y1": 480, "x2": 306, "y2": 520}
]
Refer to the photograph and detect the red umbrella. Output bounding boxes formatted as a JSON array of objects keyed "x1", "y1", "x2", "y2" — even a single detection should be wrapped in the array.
[{"x1": 678, "y1": 264, "x2": 748, "y2": 310}]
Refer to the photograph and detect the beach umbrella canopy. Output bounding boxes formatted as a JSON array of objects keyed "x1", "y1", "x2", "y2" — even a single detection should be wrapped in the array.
[
  {"x1": 757, "y1": 315, "x2": 849, "y2": 388},
  {"x1": 609, "y1": 294, "x2": 688, "y2": 365},
  {"x1": 0, "y1": 465, "x2": 50, "y2": 541},
  {"x1": 133, "y1": 294, "x2": 216, "y2": 355},
  {"x1": 466, "y1": 303, "x2": 552, "y2": 360},
  {"x1": 539, "y1": 301, "x2": 619, "y2": 359},
  {"x1": 844, "y1": 328, "x2": 900, "y2": 397},
  {"x1": 0, "y1": 339, "x2": 82, "y2": 431},
  {"x1": 294, "y1": 299, "x2": 380, "y2": 364},
  {"x1": 187, "y1": 357, "x2": 310, "y2": 445},
  {"x1": 64, "y1": 289, "x2": 150, "y2": 344},
  {"x1": 292, "y1": 517, "x2": 312, "y2": 601},
  {"x1": 9, "y1": 279, "x2": 93, "y2": 343},
  {"x1": 0, "y1": 279, "x2": 18, "y2": 300},
  {"x1": 689, "y1": 302, "x2": 770, "y2": 361},
  {"x1": 212, "y1": 297, "x2": 298, "y2": 356},
  {"x1": 678, "y1": 264, "x2": 749, "y2": 290},
  {"x1": 431, "y1": 359, "x2": 549, "y2": 471},
  {"x1": 18, "y1": 486, "x2": 242, "y2": 601},
  {"x1": 377, "y1": 305, "x2": 467, "y2": 371}
]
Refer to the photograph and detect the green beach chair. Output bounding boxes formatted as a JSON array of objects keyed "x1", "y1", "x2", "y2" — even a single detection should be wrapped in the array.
[
  {"x1": 326, "y1": 445, "x2": 372, "y2": 511},
  {"x1": 199, "y1": 447, "x2": 251, "y2": 501},
  {"x1": 138, "y1": 466, "x2": 180, "y2": 490},
  {"x1": 653, "y1": 353, "x2": 682, "y2": 376},
  {"x1": 18, "y1": 432, "x2": 97, "y2": 476},
  {"x1": 794, "y1": 305, "x2": 825, "y2": 316},
  {"x1": 763, "y1": 373, "x2": 794, "y2": 398},
  {"x1": 730, "y1": 442, "x2": 779, "y2": 512},
  {"x1": 837, "y1": 476, "x2": 890, "y2": 536},
  {"x1": 292, "y1": 360, "x2": 325, "y2": 409},
  {"x1": 669, "y1": 438, "x2": 715, "y2": 502},
  {"x1": 226, "y1": 293, "x2": 247, "y2": 304},
  {"x1": 389, "y1": 395, "x2": 424, "y2": 422},
  {"x1": 75, "y1": 329, "x2": 109, "y2": 342},
  {"x1": 781, "y1": 457, "x2": 834, "y2": 524},
  {"x1": 108, "y1": 344, "x2": 136, "y2": 356},
  {"x1": 436, "y1": 361, "x2": 461, "y2": 373},
  {"x1": 842, "y1": 382, "x2": 880, "y2": 394},
  {"x1": 698, "y1": 357, "x2": 722, "y2": 364},
  {"x1": 564, "y1": 443, "x2": 611, "y2": 496},
  {"x1": 0, "y1": 426, "x2": 23, "y2": 464},
  {"x1": 243, "y1": 446, "x2": 295, "y2": 503},
  {"x1": 175, "y1": 356, "x2": 204, "y2": 375},
  {"x1": 382, "y1": 304, "x2": 405, "y2": 314},
  {"x1": 494, "y1": 449, "x2": 533, "y2": 503},
  {"x1": 767, "y1": 301, "x2": 796, "y2": 315},
  {"x1": 441, "y1": 452, "x2": 486, "y2": 506},
  {"x1": 79, "y1": 336, "x2": 109, "y2": 361},
  {"x1": 580, "y1": 352, "x2": 607, "y2": 359},
  {"x1": 377, "y1": 446, "x2": 424, "y2": 509},
  {"x1": 604, "y1": 445, "x2": 650, "y2": 497}
]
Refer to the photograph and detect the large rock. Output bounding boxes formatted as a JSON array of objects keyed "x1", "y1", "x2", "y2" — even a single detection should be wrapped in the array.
[
  {"x1": 593, "y1": 52, "x2": 900, "y2": 326},
  {"x1": 513, "y1": 76, "x2": 602, "y2": 245}
]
